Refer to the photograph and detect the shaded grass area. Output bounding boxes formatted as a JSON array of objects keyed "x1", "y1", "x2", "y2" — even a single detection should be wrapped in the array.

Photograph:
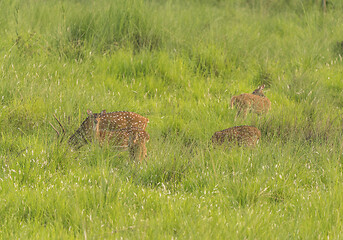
[{"x1": 1, "y1": 0, "x2": 343, "y2": 238}]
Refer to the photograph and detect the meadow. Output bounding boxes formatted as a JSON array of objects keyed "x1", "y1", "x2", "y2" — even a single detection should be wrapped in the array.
[{"x1": 1, "y1": 0, "x2": 343, "y2": 238}]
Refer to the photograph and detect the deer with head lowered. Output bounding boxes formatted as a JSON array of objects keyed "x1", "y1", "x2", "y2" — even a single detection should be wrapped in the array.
[
  {"x1": 230, "y1": 85, "x2": 271, "y2": 118},
  {"x1": 50, "y1": 109, "x2": 150, "y2": 161},
  {"x1": 212, "y1": 125, "x2": 261, "y2": 147},
  {"x1": 65, "y1": 109, "x2": 149, "y2": 148}
]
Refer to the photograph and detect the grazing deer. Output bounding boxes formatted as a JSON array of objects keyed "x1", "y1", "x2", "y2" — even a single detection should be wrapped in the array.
[
  {"x1": 51, "y1": 110, "x2": 149, "y2": 150},
  {"x1": 212, "y1": 126, "x2": 261, "y2": 147},
  {"x1": 230, "y1": 85, "x2": 271, "y2": 118}
]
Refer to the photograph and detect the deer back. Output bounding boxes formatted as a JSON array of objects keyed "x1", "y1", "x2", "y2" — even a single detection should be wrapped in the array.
[
  {"x1": 96, "y1": 111, "x2": 149, "y2": 131},
  {"x1": 212, "y1": 125, "x2": 261, "y2": 147}
]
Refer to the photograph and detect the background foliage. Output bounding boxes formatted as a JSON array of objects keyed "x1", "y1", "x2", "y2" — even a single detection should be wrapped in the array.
[{"x1": 1, "y1": 0, "x2": 343, "y2": 238}]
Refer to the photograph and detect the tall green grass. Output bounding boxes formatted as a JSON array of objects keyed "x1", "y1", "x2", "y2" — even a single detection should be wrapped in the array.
[{"x1": 1, "y1": 0, "x2": 343, "y2": 238}]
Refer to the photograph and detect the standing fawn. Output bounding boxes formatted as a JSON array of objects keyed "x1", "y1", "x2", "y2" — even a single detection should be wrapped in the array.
[
  {"x1": 67, "y1": 109, "x2": 149, "y2": 149},
  {"x1": 212, "y1": 126, "x2": 261, "y2": 147},
  {"x1": 230, "y1": 85, "x2": 271, "y2": 118}
]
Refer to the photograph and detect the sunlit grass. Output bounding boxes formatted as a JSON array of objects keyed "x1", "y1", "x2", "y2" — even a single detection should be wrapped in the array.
[{"x1": 1, "y1": 0, "x2": 343, "y2": 238}]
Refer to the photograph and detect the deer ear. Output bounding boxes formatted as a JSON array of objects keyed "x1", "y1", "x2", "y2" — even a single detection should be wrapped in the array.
[
  {"x1": 87, "y1": 109, "x2": 93, "y2": 115},
  {"x1": 100, "y1": 110, "x2": 106, "y2": 115}
]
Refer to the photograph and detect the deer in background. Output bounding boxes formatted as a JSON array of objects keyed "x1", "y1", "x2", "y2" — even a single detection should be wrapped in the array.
[
  {"x1": 230, "y1": 85, "x2": 271, "y2": 119},
  {"x1": 212, "y1": 125, "x2": 261, "y2": 147}
]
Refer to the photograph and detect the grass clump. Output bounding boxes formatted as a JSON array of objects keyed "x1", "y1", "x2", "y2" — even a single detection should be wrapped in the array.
[
  {"x1": 57, "y1": 0, "x2": 163, "y2": 59},
  {"x1": 2, "y1": 0, "x2": 343, "y2": 239}
]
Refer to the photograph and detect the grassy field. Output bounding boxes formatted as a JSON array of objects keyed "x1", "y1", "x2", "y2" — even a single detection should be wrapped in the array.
[{"x1": 1, "y1": 0, "x2": 343, "y2": 238}]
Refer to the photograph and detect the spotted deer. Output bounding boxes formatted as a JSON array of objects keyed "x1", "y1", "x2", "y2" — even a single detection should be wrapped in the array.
[
  {"x1": 50, "y1": 109, "x2": 149, "y2": 150},
  {"x1": 212, "y1": 126, "x2": 261, "y2": 147},
  {"x1": 230, "y1": 85, "x2": 271, "y2": 118}
]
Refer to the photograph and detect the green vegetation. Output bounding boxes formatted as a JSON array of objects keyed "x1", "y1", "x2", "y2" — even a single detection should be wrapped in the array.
[{"x1": 1, "y1": 0, "x2": 343, "y2": 238}]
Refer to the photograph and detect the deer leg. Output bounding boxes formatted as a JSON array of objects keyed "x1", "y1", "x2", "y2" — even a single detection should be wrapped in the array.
[
  {"x1": 235, "y1": 107, "x2": 247, "y2": 120},
  {"x1": 242, "y1": 108, "x2": 248, "y2": 119},
  {"x1": 234, "y1": 108, "x2": 242, "y2": 121}
]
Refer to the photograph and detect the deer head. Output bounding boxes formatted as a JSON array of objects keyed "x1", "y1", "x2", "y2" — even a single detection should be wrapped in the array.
[
  {"x1": 67, "y1": 110, "x2": 100, "y2": 149},
  {"x1": 252, "y1": 85, "x2": 266, "y2": 97}
]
